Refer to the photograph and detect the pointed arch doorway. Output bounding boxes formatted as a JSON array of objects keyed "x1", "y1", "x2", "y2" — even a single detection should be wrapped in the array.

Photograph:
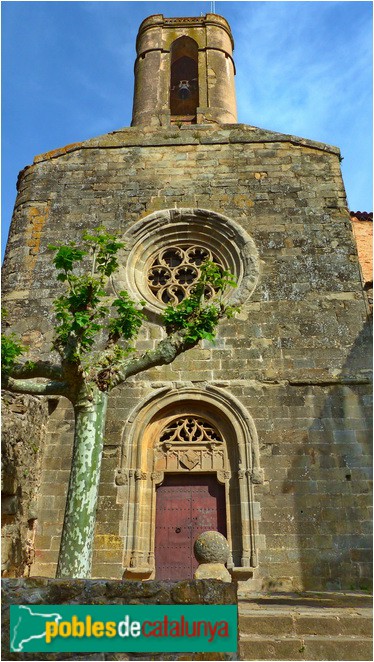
[
  {"x1": 155, "y1": 473, "x2": 227, "y2": 580},
  {"x1": 117, "y1": 386, "x2": 263, "y2": 581}
]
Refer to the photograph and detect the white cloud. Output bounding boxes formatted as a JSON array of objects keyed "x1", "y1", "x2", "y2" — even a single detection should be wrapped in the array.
[{"x1": 230, "y1": 2, "x2": 372, "y2": 210}]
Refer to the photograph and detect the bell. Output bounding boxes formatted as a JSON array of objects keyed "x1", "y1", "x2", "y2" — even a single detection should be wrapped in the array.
[{"x1": 178, "y1": 81, "x2": 191, "y2": 100}]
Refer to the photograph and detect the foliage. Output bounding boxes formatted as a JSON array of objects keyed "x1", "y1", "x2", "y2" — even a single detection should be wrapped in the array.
[
  {"x1": 2, "y1": 228, "x2": 239, "y2": 382},
  {"x1": 162, "y1": 261, "x2": 239, "y2": 344},
  {"x1": 108, "y1": 291, "x2": 146, "y2": 342},
  {"x1": 45, "y1": 230, "x2": 239, "y2": 363},
  {"x1": 1, "y1": 333, "x2": 24, "y2": 375},
  {"x1": 47, "y1": 227, "x2": 145, "y2": 362}
]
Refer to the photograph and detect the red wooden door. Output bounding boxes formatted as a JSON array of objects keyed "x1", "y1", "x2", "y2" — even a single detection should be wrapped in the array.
[{"x1": 155, "y1": 474, "x2": 226, "y2": 580}]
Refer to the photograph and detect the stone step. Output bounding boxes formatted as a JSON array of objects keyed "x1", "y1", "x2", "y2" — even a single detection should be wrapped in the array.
[
  {"x1": 239, "y1": 609, "x2": 373, "y2": 637},
  {"x1": 238, "y1": 591, "x2": 373, "y2": 610},
  {"x1": 239, "y1": 635, "x2": 373, "y2": 661},
  {"x1": 238, "y1": 593, "x2": 373, "y2": 661}
]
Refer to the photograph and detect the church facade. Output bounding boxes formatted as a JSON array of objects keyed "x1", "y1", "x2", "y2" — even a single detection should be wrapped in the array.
[{"x1": 2, "y1": 14, "x2": 372, "y2": 592}]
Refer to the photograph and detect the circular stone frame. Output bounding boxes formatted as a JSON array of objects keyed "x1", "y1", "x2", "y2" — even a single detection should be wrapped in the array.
[{"x1": 119, "y1": 208, "x2": 260, "y2": 316}]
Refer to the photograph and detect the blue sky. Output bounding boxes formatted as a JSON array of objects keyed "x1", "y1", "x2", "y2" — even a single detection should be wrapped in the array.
[{"x1": 2, "y1": 1, "x2": 373, "y2": 255}]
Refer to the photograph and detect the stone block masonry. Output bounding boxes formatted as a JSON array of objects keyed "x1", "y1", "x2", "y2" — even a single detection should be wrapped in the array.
[
  {"x1": 238, "y1": 592, "x2": 372, "y2": 661},
  {"x1": 2, "y1": 123, "x2": 372, "y2": 590},
  {"x1": 1, "y1": 393, "x2": 48, "y2": 578},
  {"x1": 350, "y1": 214, "x2": 373, "y2": 287},
  {"x1": 1, "y1": 578, "x2": 237, "y2": 661},
  {"x1": 1, "y1": 579, "x2": 372, "y2": 662}
]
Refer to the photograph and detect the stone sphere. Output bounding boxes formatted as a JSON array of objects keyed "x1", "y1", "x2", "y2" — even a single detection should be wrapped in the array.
[{"x1": 194, "y1": 531, "x2": 230, "y2": 564}]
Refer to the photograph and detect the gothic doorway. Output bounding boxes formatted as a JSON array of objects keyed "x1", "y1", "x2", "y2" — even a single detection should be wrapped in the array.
[
  {"x1": 117, "y1": 385, "x2": 263, "y2": 580},
  {"x1": 154, "y1": 474, "x2": 226, "y2": 580}
]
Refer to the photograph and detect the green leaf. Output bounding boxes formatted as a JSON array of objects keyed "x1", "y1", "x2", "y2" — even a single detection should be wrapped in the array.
[
  {"x1": 50, "y1": 244, "x2": 87, "y2": 273},
  {"x1": 1, "y1": 333, "x2": 25, "y2": 374},
  {"x1": 108, "y1": 291, "x2": 145, "y2": 341},
  {"x1": 82, "y1": 227, "x2": 126, "y2": 277},
  {"x1": 162, "y1": 260, "x2": 238, "y2": 345}
]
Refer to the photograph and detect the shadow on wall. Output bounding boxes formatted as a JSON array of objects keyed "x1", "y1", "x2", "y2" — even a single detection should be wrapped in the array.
[{"x1": 282, "y1": 319, "x2": 372, "y2": 591}]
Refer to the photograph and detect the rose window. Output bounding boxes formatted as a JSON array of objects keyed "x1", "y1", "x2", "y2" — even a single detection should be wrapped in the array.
[
  {"x1": 147, "y1": 245, "x2": 222, "y2": 304},
  {"x1": 160, "y1": 417, "x2": 223, "y2": 443},
  {"x1": 121, "y1": 208, "x2": 260, "y2": 315}
]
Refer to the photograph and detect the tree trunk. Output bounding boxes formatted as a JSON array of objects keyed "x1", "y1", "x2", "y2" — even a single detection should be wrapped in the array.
[{"x1": 56, "y1": 387, "x2": 108, "y2": 578}]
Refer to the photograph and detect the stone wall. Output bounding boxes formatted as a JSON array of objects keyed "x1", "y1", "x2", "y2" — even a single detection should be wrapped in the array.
[
  {"x1": 350, "y1": 214, "x2": 373, "y2": 314},
  {"x1": 2, "y1": 124, "x2": 372, "y2": 589},
  {"x1": 1, "y1": 393, "x2": 49, "y2": 577},
  {"x1": 350, "y1": 215, "x2": 373, "y2": 286},
  {"x1": 1, "y1": 578, "x2": 237, "y2": 661}
]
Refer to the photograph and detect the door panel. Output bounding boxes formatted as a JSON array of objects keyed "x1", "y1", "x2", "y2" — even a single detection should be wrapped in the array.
[{"x1": 155, "y1": 474, "x2": 226, "y2": 580}]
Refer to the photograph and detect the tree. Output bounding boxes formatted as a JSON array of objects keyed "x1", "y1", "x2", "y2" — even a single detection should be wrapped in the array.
[{"x1": 2, "y1": 228, "x2": 238, "y2": 579}]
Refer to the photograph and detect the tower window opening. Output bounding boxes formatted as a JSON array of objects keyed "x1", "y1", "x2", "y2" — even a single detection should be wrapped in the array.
[{"x1": 170, "y1": 37, "x2": 199, "y2": 122}]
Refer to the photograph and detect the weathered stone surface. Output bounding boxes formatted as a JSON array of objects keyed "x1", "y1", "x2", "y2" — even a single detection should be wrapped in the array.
[
  {"x1": 194, "y1": 563, "x2": 232, "y2": 582},
  {"x1": 194, "y1": 532, "x2": 230, "y2": 565},
  {"x1": 1, "y1": 578, "x2": 237, "y2": 661},
  {"x1": 132, "y1": 15, "x2": 237, "y2": 127},
  {"x1": 170, "y1": 580, "x2": 236, "y2": 605},
  {"x1": 238, "y1": 592, "x2": 373, "y2": 661},
  {"x1": 1, "y1": 393, "x2": 48, "y2": 578}
]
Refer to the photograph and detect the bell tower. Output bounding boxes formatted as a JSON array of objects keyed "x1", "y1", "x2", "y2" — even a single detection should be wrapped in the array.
[{"x1": 131, "y1": 14, "x2": 237, "y2": 126}]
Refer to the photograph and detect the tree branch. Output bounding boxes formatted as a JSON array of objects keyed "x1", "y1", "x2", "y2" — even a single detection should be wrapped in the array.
[
  {"x1": 105, "y1": 329, "x2": 198, "y2": 389},
  {"x1": 10, "y1": 360, "x2": 64, "y2": 381},
  {"x1": 3, "y1": 376, "x2": 70, "y2": 398}
]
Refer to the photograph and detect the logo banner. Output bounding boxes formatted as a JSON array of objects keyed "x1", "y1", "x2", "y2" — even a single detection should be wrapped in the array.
[{"x1": 10, "y1": 604, "x2": 237, "y2": 653}]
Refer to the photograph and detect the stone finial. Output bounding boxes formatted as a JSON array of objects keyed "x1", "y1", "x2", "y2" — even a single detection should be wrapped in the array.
[{"x1": 193, "y1": 531, "x2": 232, "y2": 582}]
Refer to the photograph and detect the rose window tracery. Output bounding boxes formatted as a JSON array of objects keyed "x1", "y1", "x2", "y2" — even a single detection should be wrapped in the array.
[
  {"x1": 147, "y1": 245, "x2": 222, "y2": 304},
  {"x1": 159, "y1": 417, "x2": 223, "y2": 444},
  {"x1": 121, "y1": 208, "x2": 260, "y2": 315}
]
